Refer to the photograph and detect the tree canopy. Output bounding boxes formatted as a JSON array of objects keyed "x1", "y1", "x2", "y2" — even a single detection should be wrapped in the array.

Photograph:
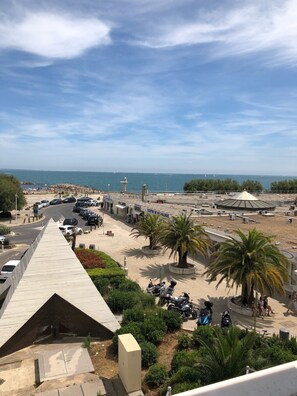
[
  {"x1": 0, "y1": 173, "x2": 26, "y2": 213},
  {"x1": 204, "y1": 228, "x2": 289, "y2": 303},
  {"x1": 130, "y1": 213, "x2": 165, "y2": 250},
  {"x1": 270, "y1": 179, "x2": 297, "y2": 193},
  {"x1": 183, "y1": 178, "x2": 263, "y2": 193},
  {"x1": 161, "y1": 214, "x2": 211, "y2": 268}
]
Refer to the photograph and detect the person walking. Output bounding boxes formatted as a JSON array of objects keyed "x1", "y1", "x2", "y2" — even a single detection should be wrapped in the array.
[
  {"x1": 287, "y1": 291, "x2": 297, "y2": 314},
  {"x1": 263, "y1": 295, "x2": 274, "y2": 316}
]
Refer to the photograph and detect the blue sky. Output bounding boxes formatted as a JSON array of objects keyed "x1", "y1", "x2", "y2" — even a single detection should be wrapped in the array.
[{"x1": 0, "y1": 0, "x2": 296, "y2": 176}]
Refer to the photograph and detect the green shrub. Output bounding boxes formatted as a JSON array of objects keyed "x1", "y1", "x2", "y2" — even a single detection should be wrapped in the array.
[
  {"x1": 157, "y1": 309, "x2": 183, "y2": 332},
  {"x1": 112, "y1": 322, "x2": 144, "y2": 354},
  {"x1": 261, "y1": 344, "x2": 297, "y2": 365},
  {"x1": 118, "y1": 278, "x2": 141, "y2": 292},
  {"x1": 137, "y1": 292, "x2": 156, "y2": 309},
  {"x1": 122, "y1": 307, "x2": 147, "y2": 325},
  {"x1": 142, "y1": 315, "x2": 167, "y2": 344},
  {"x1": 0, "y1": 225, "x2": 11, "y2": 235},
  {"x1": 171, "y1": 381, "x2": 202, "y2": 394},
  {"x1": 192, "y1": 325, "x2": 216, "y2": 348},
  {"x1": 171, "y1": 350, "x2": 201, "y2": 372},
  {"x1": 107, "y1": 290, "x2": 140, "y2": 313},
  {"x1": 171, "y1": 366, "x2": 202, "y2": 383},
  {"x1": 140, "y1": 341, "x2": 159, "y2": 368},
  {"x1": 109, "y1": 275, "x2": 126, "y2": 288},
  {"x1": 177, "y1": 332, "x2": 192, "y2": 349},
  {"x1": 93, "y1": 277, "x2": 110, "y2": 296},
  {"x1": 144, "y1": 363, "x2": 168, "y2": 387},
  {"x1": 87, "y1": 267, "x2": 125, "y2": 280}
]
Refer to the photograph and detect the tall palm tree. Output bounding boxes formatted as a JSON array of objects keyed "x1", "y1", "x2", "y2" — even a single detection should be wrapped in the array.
[
  {"x1": 205, "y1": 228, "x2": 290, "y2": 304},
  {"x1": 130, "y1": 213, "x2": 165, "y2": 250},
  {"x1": 198, "y1": 327, "x2": 256, "y2": 384},
  {"x1": 161, "y1": 214, "x2": 211, "y2": 268}
]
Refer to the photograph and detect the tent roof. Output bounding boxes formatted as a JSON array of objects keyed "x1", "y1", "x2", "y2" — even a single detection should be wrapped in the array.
[
  {"x1": 0, "y1": 219, "x2": 120, "y2": 350},
  {"x1": 216, "y1": 191, "x2": 275, "y2": 211}
]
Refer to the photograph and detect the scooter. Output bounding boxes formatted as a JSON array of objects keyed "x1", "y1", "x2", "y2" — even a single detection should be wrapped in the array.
[
  {"x1": 146, "y1": 279, "x2": 166, "y2": 297},
  {"x1": 166, "y1": 292, "x2": 190, "y2": 307},
  {"x1": 167, "y1": 297, "x2": 197, "y2": 320},
  {"x1": 197, "y1": 301, "x2": 213, "y2": 326},
  {"x1": 158, "y1": 280, "x2": 177, "y2": 305},
  {"x1": 221, "y1": 310, "x2": 232, "y2": 328}
]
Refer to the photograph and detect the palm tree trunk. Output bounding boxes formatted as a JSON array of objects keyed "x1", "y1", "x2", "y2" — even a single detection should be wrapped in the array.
[{"x1": 177, "y1": 250, "x2": 188, "y2": 268}]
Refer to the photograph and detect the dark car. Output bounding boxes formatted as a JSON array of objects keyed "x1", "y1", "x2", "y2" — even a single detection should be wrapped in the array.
[
  {"x1": 87, "y1": 215, "x2": 103, "y2": 226},
  {"x1": 63, "y1": 218, "x2": 78, "y2": 226},
  {"x1": 50, "y1": 199, "x2": 63, "y2": 205},
  {"x1": 63, "y1": 197, "x2": 76, "y2": 203}
]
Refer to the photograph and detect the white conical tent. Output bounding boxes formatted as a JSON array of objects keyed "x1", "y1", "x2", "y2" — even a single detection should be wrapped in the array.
[
  {"x1": 0, "y1": 219, "x2": 120, "y2": 356},
  {"x1": 216, "y1": 190, "x2": 275, "y2": 211}
]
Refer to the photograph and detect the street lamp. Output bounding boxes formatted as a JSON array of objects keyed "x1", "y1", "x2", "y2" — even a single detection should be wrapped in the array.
[
  {"x1": 15, "y1": 193, "x2": 18, "y2": 224},
  {"x1": 107, "y1": 183, "x2": 110, "y2": 192}
]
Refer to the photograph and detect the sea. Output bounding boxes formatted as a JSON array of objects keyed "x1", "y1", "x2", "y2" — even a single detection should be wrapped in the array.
[{"x1": 1, "y1": 169, "x2": 296, "y2": 193}]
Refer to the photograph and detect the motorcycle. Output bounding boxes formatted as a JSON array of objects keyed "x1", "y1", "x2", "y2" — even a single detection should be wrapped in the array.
[
  {"x1": 158, "y1": 280, "x2": 177, "y2": 305},
  {"x1": 167, "y1": 296, "x2": 197, "y2": 320},
  {"x1": 197, "y1": 301, "x2": 213, "y2": 326},
  {"x1": 146, "y1": 279, "x2": 166, "y2": 297},
  {"x1": 166, "y1": 292, "x2": 190, "y2": 307},
  {"x1": 221, "y1": 310, "x2": 232, "y2": 328}
]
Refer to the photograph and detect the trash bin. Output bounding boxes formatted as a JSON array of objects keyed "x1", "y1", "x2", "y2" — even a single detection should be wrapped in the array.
[
  {"x1": 89, "y1": 244, "x2": 95, "y2": 250},
  {"x1": 124, "y1": 267, "x2": 128, "y2": 276},
  {"x1": 279, "y1": 328, "x2": 289, "y2": 340},
  {"x1": 79, "y1": 243, "x2": 85, "y2": 249}
]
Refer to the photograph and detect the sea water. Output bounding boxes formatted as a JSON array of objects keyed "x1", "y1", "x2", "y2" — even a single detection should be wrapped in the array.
[{"x1": 1, "y1": 169, "x2": 296, "y2": 193}]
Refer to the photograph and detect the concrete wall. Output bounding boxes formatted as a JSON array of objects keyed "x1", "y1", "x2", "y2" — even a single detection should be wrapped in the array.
[{"x1": 118, "y1": 334, "x2": 141, "y2": 393}]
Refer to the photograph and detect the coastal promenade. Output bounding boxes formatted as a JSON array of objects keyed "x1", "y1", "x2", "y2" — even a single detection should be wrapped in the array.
[{"x1": 77, "y1": 207, "x2": 297, "y2": 338}]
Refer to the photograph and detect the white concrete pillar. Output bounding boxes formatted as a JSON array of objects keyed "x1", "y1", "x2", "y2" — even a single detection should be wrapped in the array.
[{"x1": 118, "y1": 333, "x2": 141, "y2": 393}]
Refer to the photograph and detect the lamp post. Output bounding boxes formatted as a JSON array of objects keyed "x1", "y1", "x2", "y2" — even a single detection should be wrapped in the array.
[
  {"x1": 15, "y1": 193, "x2": 18, "y2": 224},
  {"x1": 107, "y1": 183, "x2": 110, "y2": 192}
]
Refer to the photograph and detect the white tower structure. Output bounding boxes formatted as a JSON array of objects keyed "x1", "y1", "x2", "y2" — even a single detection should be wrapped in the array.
[{"x1": 120, "y1": 176, "x2": 128, "y2": 193}]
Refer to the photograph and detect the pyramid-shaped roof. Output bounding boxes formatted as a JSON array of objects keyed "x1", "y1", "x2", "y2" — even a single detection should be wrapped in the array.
[
  {"x1": 0, "y1": 219, "x2": 120, "y2": 353},
  {"x1": 216, "y1": 190, "x2": 275, "y2": 211}
]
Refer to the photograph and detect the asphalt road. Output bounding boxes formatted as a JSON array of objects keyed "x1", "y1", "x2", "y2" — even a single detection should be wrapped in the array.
[{"x1": 0, "y1": 203, "x2": 100, "y2": 268}]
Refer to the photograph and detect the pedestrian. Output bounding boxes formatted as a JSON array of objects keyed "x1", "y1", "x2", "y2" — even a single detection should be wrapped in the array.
[
  {"x1": 287, "y1": 291, "x2": 297, "y2": 314},
  {"x1": 263, "y1": 295, "x2": 274, "y2": 316},
  {"x1": 258, "y1": 296, "x2": 266, "y2": 317}
]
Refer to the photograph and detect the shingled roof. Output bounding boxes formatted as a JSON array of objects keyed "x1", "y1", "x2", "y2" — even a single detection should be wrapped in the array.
[
  {"x1": 0, "y1": 219, "x2": 120, "y2": 357},
  {"x1": 216, "y1": 191, "x2": 276, "y2": 211}
]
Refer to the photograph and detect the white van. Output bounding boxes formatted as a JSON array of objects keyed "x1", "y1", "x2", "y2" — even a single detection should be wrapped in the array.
[{"x1": 0, "y1": 260, "x2": 20, "y2": 281}]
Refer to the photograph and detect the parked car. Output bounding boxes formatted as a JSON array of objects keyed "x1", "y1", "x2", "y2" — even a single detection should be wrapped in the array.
[
  {"x1": 40, "y1": 200, "x2": 50, "y2": 207},
  {"x1": 72, "y1": 205, "x2": 81, "y2": 213},
  {"x1": 0, "y1": 236, "x2": 7, "y2": 244},
  {"x1": 59, "y1": 225, "x2": 83, "y2": 236},
  {"x1": 63, "y1": 218, "x2": 78, "y2": 226},
  {"x1": 87, "y1": 215, "x2": 103, "y2": 226},
  {"x1": 63, "y1": 196, "x2": 76, "y2": 203},
  {"x1": 34, "y1": 201, "x2": 43, "y2": 209},
  {"x1": 50, "y1": 199, "x2": 63, "y2": 205},
  {"x1": 0, "y1": 260, "x2": 20, "y2": 281}
]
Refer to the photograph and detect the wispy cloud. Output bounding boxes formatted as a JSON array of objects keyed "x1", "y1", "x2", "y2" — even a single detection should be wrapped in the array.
[
  {"x1": 0, "y1": 11, "x2": 111, "y2": 59},
  {"x1": 134, "y1": 0, "x2": 297, "y2": 67}
]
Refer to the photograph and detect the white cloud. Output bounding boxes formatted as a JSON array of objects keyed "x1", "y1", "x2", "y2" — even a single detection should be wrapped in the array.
[
  {"x1": 135, "y1": 0, "x2": 297, "y2": 66},
  {"x1": 0, "y1": 11, "x2": 111, "y2": 59}
]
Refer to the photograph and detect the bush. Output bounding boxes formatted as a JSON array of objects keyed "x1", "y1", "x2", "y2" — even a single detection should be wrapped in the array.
[
  {"x1": 177, "y1": 332, "x2": 192, "y2": 349},
  {"x1": 171, "y1": 366, "x2": 202, "y2": 383},
  {"x1": 118, "y1": 278, "x2": 141, "y2": 292},
  {"x1": 107, "y1": 290, "x2": 140, "y2": 313},
  {"x1": 87, "y1": 267, "x2": 125, "y2": 280},
  {"x1": 142, "y1": 315, "x2": 167, "y2": 345},
  {"x1": 0, "y1": 225, "x2": 11, "y2": 235},
  {"x1": 137, "y1": 292, "x2": 156, "y2": 309},
  {"x1": 171, "y1": 381, "x2": 202, "y2": 394},
  {"x1": 144, "y1": 363, "x2": 168, "y2": 387},
  {"x1": 140, "y1": 341, "x2": 159, "y2": 368},
  {"x1": 122, "y1": 307, "x2": 147, "y2": 325},
  {"x1": 75, "y1": 249, "x2": 106, "y2": 269},
  {"x1": 93, "y1": 277, "x2": 110, "y2": 296},
  {"x1": 171, "y1": 350, "x2": 201, "y2": 372},
  {"x1": 157, "y1": 309, "x2": 183, "y2": 332},
  {"x1": 112, "y1": 322, "x2": 144, "y2": 354},
  {"x1": 192, "y1": 325, "x2": 217, "y2": 348}
]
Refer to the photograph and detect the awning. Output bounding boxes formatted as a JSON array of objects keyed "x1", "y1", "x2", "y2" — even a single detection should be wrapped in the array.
[{"x1": 116, "y1": 204, "x2": 126, "y2": 209}]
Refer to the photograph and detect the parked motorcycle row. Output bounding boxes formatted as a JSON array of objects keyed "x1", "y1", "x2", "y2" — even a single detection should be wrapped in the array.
[{"x1": 146, "y1": 279, "x2": 232, "y2": 327}]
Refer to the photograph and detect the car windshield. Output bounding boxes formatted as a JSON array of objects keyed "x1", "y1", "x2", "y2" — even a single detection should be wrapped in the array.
[{"x1": 1, "y1": 265, "x2": 16, "y2": 273}]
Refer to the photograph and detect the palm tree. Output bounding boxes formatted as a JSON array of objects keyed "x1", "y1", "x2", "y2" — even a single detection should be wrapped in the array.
[
  {"x1": 161, "y1": 214, "x2": 211, "y2": 268},
  {"x1": 130, "y1": 213, "x2": 165, "y2": 250},
  {"x1": 204, "y1": 228, "x2": 290, "y2": 304},
  {"x1": 198, "y1": 327, "x2": 256, "y2": 384}
]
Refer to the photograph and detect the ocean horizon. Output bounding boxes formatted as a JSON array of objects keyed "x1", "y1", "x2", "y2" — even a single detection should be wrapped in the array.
[{"x1": 1, "y1": 169, "x2": 296, "y2": 193}]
